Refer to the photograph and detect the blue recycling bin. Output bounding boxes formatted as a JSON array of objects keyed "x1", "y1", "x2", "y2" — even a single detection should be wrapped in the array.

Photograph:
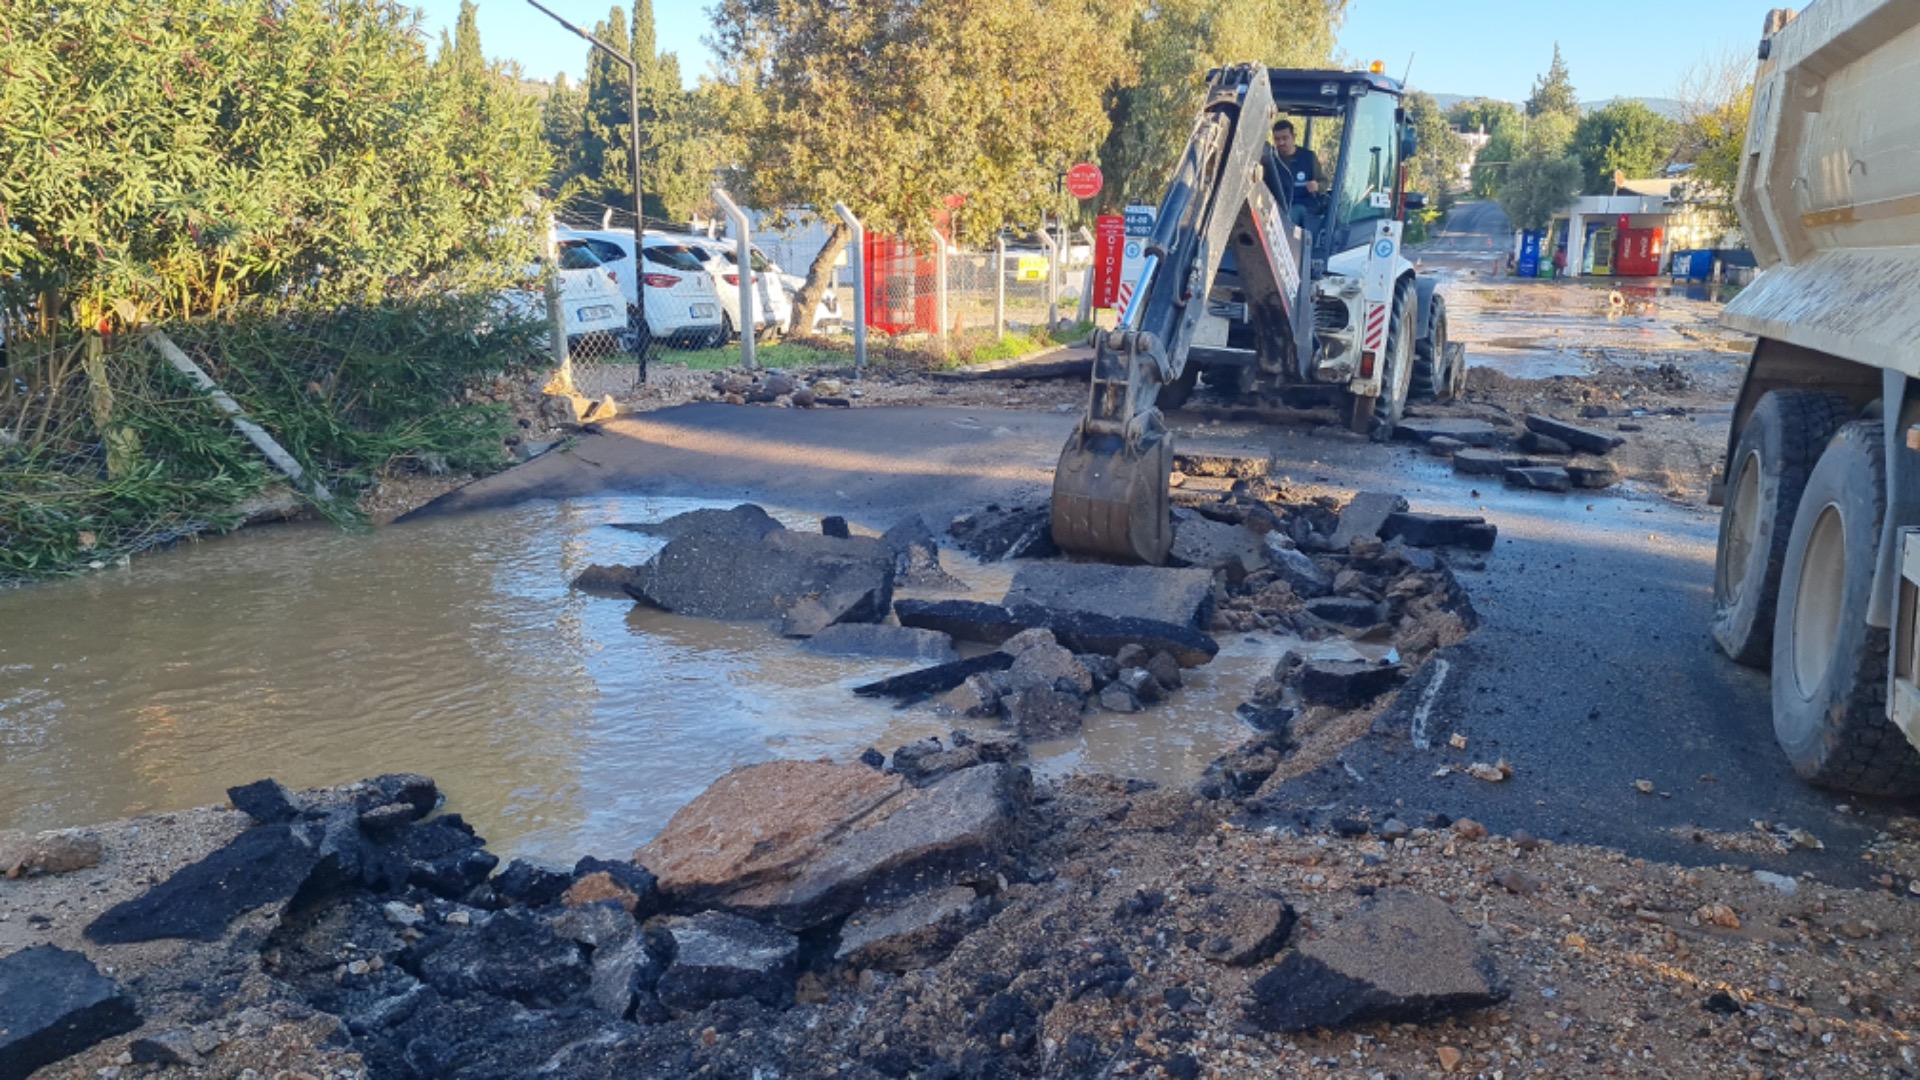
[{"x1": 1670, "y1": 250, "x2": 1714, "y2": 281}]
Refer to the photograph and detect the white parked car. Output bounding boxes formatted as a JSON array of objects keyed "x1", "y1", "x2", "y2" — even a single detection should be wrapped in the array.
[
  {"x1": 557, "y1": 228, "x2": 726, "y2": 347},
  {"x1": 682, "y1": 238, "x2": 792, "y2": 341},
  {"x1": 779, "y1": 272, "x2": 844, "y2": 334},
  {"x1": 494, "y1": 243, "x2": 627, "y2": 346}
]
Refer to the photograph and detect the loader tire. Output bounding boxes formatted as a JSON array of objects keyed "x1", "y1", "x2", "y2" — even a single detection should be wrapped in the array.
[
  {"x1": 1156, "y1": 363, "x2": 1199, "y2": 411},
  {"x1": 1712, "y1": 390, "x2": 1854, "y2": 666},
  {"x1": 1410, "y1": 294, "x2": 1451, "y2": 401},
  {"x1": 1370, "y1": 283, "x2": 1417, "y2": 441},
  {"x1": 1770, "y1": 421, "x2": 1920, "y2": 797}
]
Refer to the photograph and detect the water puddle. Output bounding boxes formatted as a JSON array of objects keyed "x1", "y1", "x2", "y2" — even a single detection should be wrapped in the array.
[{"x1": 0, "y1": 497, "x2": 1266, "y2": 864}]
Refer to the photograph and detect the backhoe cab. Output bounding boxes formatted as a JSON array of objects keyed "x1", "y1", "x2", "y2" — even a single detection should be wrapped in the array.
[{"x1": 1051, "y1": 63, "x2": 1456, "y2": 564}]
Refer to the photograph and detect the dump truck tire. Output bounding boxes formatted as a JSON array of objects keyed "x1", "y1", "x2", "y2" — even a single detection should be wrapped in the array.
[
  {"x1": 1712, "y1": 390, "x2": 1854, "y2": 666},
  {"x1": 1771, "y1": 421, "x2": 1920, "y2": 796}
]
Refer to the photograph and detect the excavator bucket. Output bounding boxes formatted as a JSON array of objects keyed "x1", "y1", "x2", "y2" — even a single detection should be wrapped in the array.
[{"x1": 1049, "y1": 428, "x2": 1173, "y2": 565}]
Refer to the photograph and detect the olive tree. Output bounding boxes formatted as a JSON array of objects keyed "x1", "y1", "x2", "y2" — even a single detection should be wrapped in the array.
[
  {"x1": 707, "y1": 0, "x2": 1128, "y2": 331},
  {"x1": 1097, "y1": 0, "x2": 1348, "y2": 210}
]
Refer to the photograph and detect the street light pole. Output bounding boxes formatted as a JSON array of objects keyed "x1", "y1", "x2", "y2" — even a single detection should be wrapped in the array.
[{"x1": 523, "y1": 0, "x2": 648, "y2": 379}]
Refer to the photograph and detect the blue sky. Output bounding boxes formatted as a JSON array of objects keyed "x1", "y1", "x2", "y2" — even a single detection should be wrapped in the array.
[{"x1": 415, "y1": 0, "x2": 1777, "y2": 103}]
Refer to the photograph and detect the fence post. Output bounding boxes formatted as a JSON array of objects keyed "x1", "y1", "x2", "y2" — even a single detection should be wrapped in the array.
[
  {"x1": 994, "y1": 234, "x2": 1006, "y2": 340},
  {"x1": 711, "y1": 187, "x2": 756, "y2": 371},
  {"x1": 930, "y1": 227, "x2": 950, "y2": 350},
  {"x1": 1037, "y1": 228, "x2": 1059, "y2": 331},
  {"x1": 145, "y1": 329, "x2": 332, "y2": 502},
  {"x1": 82, "y1": 333, "x2": 138, "y2": 480},
  {"x1": 543, "y1": 214, "x2": 574, "y2": 394},
  {"x1": 833, "y1": 202, "x2": 866, "y2": 377}
]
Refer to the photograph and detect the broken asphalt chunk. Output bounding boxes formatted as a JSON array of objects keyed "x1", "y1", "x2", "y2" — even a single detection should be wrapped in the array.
[
  {"x1": 1169, "y1": 517, "x2": 1268, "y2": 576},
  {"x1": 1451, "y1": 448, "x2": 1535, "y2": 476},
  {"x1": 1380, "y1": 512, "x2": 1498, "y2": 552},
  {"x1": 1524, "y1": 414, "x2": 1624, "y2": 455},
  {"x1": 835, "y1": 886, "x2": 980, "y2": 973},
  {"x1": 1566, "y1": 460, "x2": 1619, "y2": 489},
  {"x1": 0, "y1": 945, "x2": 140, "y2": 1080},
  {"x1": 948, "y1": 505, "x2": 1058, "y2": 561},
  {"x1": 1263, "y1": 535, "x2": 1334, "y2": 598},
  {"x1": 1171, "y1": 451, "x2": 1272, "y2": 478},
  {"x1": 1303, "y1": 596, "x2": 1385, "y2": 629},
  {"x1": 635, "y1": 760, "x2": 1028, "y2": 931},
  {"x1": 626, "y1": 507, "x2": 894, "y2": 625},
  {"x1": 1391, "y1": 416, "x2": 1505, "y2": 447},
  {"x1": 1518, "y1": 430, "x2": 1573, "y2": 455},
  {"x1": 1004, "y1": 563, "x2": 1215, "y2": 630},
  {"x1": 893, "y1": 600, "x2": 1219, "y2": 668},
  {"x1": 1329, "y1": 492, "x2": 1409, "y2": 550},
  {"x1": 1504, "y1": 465, "x2": 1574, "y2": 493},
  {"x1": 85, "y1": 822, "x2": 326, "y2": 944},
  {"x1": 1295, "y1": 659, "x2": 1406, "y2": 707},
  {"x1": 852, "y1": 652, "x2": 1015, "y2": 700},
  {"x1": 892, "y1": 599, "x2": 1027, "y2": 646},
  {"x1": 1243, "y1": 892, "x2": 1506, "y2": 1032},
  {"x1": 801, "y1": 624, "x2": 959, "y2": 663}
]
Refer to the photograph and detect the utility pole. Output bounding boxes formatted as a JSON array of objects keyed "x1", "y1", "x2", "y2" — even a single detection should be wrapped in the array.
[{"x1": 524, "y1": 0, "x2": 648, "y2": 373}]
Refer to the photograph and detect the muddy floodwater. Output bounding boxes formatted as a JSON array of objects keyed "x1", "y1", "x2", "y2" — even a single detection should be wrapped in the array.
[{"x1": 0, "y1": 497, "x2": 1280, "y2": 862}]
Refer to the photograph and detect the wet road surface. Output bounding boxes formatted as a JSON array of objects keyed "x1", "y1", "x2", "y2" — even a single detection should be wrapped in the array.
[{"x1": 420, "y1": 403, "x2": 1899, "y2": 884}]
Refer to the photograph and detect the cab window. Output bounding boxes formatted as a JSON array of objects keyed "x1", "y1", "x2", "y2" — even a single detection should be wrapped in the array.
[{"x1": 1334, "y1": 91, "x2": 1399, "y2": 233}]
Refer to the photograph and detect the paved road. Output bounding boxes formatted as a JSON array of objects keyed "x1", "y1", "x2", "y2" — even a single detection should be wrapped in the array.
[
  {"x1": 1413, "y1": 200, "x2": 1512, "y2": 271},
  {"x1": 412, "y1": 403, "x2": 1899, "y2": 883}
]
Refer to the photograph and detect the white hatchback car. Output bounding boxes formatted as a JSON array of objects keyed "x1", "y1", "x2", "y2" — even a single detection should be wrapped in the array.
[
  {"x1": 681, "y1": 238, "x2": 793, "y2": 341},
  {"x1": 558, "y1": 228, "x2": 726, "y2": 347},
  {"x1": 779, "y1": 272, "x2": 844, "y2": 334},
  {"x1": 495, "y1": 243, "x2": 627, "y2": 345}
]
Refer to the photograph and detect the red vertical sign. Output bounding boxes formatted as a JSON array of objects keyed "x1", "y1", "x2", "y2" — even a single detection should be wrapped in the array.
[{"x1": 1093, "y1": 215, "x2": 1125, "y2": 310}]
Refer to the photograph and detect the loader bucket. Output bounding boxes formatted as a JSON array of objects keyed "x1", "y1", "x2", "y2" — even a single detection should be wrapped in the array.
[{"x1": 1050, "y1": 428, "x2": 1174, "y2": 565}]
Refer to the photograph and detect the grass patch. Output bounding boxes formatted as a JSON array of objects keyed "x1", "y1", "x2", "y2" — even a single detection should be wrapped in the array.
[
  {"x1": 663, "y1": 337, "x2": 855, "y2": 370},
  {"x1": 648, "y1": 321, "x2": 1097, "y2": 377},
  {"x1": 943, "y1": 322, "x2": 1095, "y2": 368}
]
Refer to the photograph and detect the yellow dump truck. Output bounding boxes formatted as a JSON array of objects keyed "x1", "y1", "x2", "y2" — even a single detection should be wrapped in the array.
[{"x1": 1712, "y1": 3, "x2": 1920, "y2": 795}]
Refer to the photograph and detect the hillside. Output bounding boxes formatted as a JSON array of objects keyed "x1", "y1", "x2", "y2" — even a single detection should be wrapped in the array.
[{"x1": 1426, "y1": 93, "x2": 1689, "y2": 121}]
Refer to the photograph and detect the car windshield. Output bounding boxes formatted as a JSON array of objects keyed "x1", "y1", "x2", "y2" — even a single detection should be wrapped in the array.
[
  {"x1": 720, "y1": 249, "x2": 773, "y2": 273},
  {"x1": 644, "y1": 245, "x2": 708, "y2": 272},
  {"x1": 583, "y1": 239, "x2": 628, "y2": 265},
  {"x1": 556, "y1": 241, "x2": 603, "y2": 272}
]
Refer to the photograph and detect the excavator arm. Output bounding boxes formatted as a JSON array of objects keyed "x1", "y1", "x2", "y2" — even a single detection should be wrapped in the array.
[{"x1": 1050, "y1": 64, "x2": 1311, "y2": 564}]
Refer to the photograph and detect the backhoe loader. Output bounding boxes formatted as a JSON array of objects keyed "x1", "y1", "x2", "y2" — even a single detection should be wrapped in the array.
[{"x1": 1051, "y1": 63, "x2": 1457, "y2": 564}]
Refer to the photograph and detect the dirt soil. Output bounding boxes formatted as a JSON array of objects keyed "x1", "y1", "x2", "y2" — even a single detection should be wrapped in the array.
[
  {"x1": 14, "y1": 773, "x2": 1920, "y2": 1079},
  {"x1": 624, "y1": 362, "x2": 1089, "y2": 416},
  {"x1": 1430, "y1": 280, "x2": 1752, "y2": 505}
]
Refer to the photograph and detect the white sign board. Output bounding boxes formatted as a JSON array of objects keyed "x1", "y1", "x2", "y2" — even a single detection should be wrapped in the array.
[{"x1": 1117, "y1": 204, "x2": 1156, "y2": 312}]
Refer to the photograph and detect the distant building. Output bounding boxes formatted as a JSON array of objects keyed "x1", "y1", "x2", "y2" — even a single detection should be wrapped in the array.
[
  {"x1": 1535, "y1": 177, "x2": 1748, "y2": 279},
  {"x1": 1454, "y1": 128, "x2": 1492, "y2": 185}
]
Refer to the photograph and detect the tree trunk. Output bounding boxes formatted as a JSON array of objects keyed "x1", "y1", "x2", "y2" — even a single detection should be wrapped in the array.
[{"x1": 793, "y1": 222, "x2": 850, "y2": 338}]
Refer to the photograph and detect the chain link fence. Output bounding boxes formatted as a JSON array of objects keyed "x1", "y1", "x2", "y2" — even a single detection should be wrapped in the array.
[
  {"x1": 857, "y1": 231, "x2": 1093, "y2": 348},
  {"x1": 540, "y1": 198, "x2": 1104, "y2": 386},
  {"x1": 1, "y1": 294, "x2": 552, "y2": 581},
  {"x1": 550, "y1": 204, "x2": 869, "y2": 396}
]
